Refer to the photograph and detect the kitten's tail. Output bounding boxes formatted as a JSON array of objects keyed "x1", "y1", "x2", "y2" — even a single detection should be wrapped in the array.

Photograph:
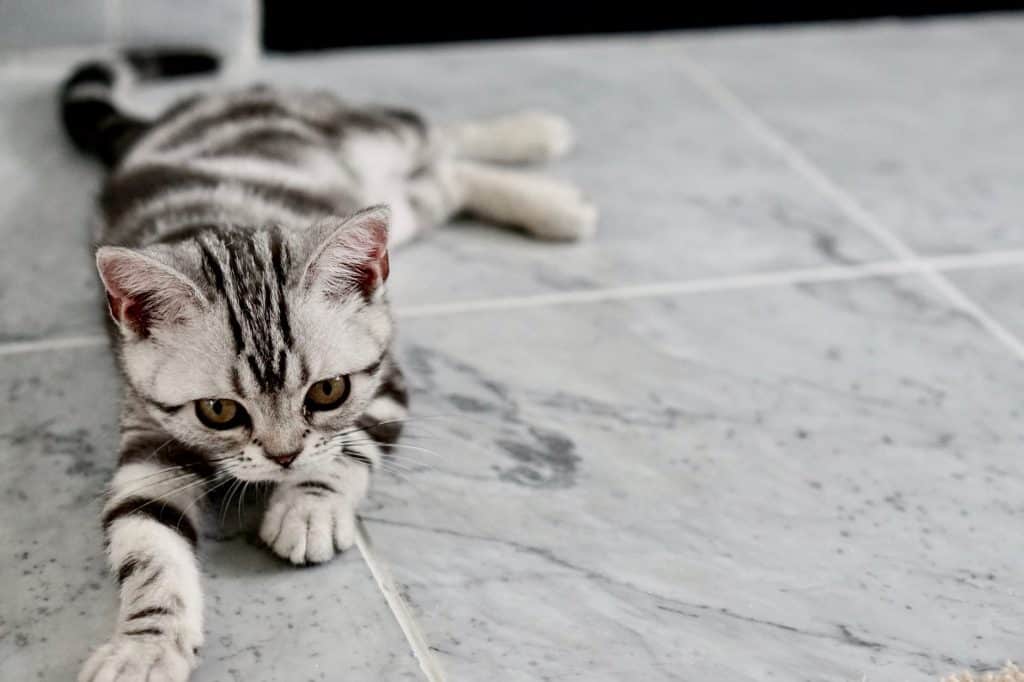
[{"x1": 60, "y1": 49, "x2": 219, "y2": 167}]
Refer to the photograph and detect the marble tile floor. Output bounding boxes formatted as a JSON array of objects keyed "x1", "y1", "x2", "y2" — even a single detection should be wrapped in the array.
[{"x1": 3, "y1": 12, "x2": 1024, "y2": 682}]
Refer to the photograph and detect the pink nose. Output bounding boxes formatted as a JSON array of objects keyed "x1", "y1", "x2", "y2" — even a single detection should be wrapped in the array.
[{"x1": 267, "y1": 451, "x2": 300, "y2": 468}]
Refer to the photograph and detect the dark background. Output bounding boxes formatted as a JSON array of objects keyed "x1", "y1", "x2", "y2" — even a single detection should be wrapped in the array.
[{"x1": 263, "y1": 1, "x2": 1024, "y2": 51}]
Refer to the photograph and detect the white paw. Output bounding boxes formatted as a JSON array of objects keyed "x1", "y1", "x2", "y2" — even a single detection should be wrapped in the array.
[
  {"x1": 79, "y1": 636, "x2": 193, "y2": 682},
  {"x1": 543, "y1": 197, "x2": 599, "y2": 240},
  {"x1": 260, "y1": 486, "x2": 357, "y2": 565},
  {"x1": 504, "y1": 111, "x2": 575, "y2": 162},
  {"x1": 523, "y1": 177, "x2": 598, "y2": 240},
  {"x1": 536, "y1": 199, "x2": 598, "y2": 240}
]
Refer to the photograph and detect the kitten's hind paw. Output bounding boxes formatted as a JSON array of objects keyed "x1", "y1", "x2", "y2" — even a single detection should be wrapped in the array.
[
  {"x1": 79, "y1": 636, "x2": 193, "y2": 682},
  {"x1": 450, "y1": 111, "x2": 575, "y2": 164},
  {"x1": 260, "y1": 484, "x2": 357, "y2": 565}
]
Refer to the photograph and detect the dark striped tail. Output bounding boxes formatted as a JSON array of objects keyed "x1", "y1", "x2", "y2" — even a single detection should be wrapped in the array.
[{"x1": 60, "y1": 49, "x2": 220, "y2": 167}]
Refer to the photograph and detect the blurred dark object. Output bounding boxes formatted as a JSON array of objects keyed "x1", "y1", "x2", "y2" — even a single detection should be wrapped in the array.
[{"x1": 263, "y1": 1, "x2": 1024, "y2": 51}]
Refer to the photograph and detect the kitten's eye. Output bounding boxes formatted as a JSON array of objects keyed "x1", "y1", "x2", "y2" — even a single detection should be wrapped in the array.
[
  {"x1": 305, "y1": 375, "x2": 350, "y2": 412},
  {"x1": 195, "y1": 398, "x2": 248, "y2": 430}
]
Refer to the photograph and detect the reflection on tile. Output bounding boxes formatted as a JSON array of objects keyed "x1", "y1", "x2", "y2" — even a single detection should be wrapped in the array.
[
  {"x1": 682, "y1": 15, "x2": 1024, "y2": 255},
  {"x1": 0, "y1": 350, "x2": 420, "y2": 682},
  {"x1": 364, "y1": 276, "x2": 1024, "y2": 681}
]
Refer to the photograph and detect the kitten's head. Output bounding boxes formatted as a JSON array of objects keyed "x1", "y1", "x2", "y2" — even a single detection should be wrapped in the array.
[{"x1": 97, "y1": 207, "x2": 394, "y2": 482}]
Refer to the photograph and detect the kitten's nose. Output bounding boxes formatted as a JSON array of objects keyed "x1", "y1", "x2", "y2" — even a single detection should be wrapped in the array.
[{"x1": 267, "y1": 449, "x2": 301, "y2": 468}]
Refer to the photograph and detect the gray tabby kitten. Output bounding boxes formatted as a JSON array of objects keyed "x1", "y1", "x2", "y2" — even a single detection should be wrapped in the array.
[{"x1": 61, "y1": 53, "x2": 595, "y2": 682}]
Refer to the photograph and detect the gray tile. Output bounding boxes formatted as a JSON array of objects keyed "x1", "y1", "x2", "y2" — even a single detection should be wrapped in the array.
[
  {"x1": 363, "y1": 276, "x2": 1024, "y2": 681},
  {"x1": 682, "y1": 15, "x2": 1024, "y2": 255},
  {"x1": 0, "y1": 35, "x2": 891, "y2": 342},
  {"x1": 0, "y1": 74, "x2": 106, "y2": 343},
  {"x1": 0, "y1": 1, "x2": 108, "y2": 51},
  {"x1": 0, "y1": 349, "x2": 422, "y2": 682},
  {"x1": 948, "y1": 264, "x2": 1024, "y2": 341}
]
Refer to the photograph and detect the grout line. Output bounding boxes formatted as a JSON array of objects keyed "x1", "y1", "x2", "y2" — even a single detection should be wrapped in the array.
[
  {"x1": 0, "y1": 334, "x2": 108, "y2": 358},
  {"x1": 675, "y1": 52, "x2": 1024, "y2": 364},
  {"x1": 396, "y1": 260, "x2": 926, "y2": 317},
  {"x1": 5, "y1": 249, "x2": 1024, "y2": 359},
  {"x1": 395, "y1": 250, "x2": 1024, "y2": 319},
  {"x1": 355, "y1": 518, "x2": 448, "y2": 682}
]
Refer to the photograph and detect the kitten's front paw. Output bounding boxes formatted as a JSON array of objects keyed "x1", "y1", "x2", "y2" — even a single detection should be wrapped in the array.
[
  {"x1": 260, "y1": 486, "x2": 357, "y2": 565},
  {"x1": 79, "y1": 636, "x2": 193, "y2": 682}
]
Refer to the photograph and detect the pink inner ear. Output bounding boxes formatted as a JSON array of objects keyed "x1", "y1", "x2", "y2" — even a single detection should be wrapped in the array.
[
  {"x1": 97, "y1": 247, "x2": 201, "y2": 337},
  {"x1": 306, "y1": 208, "x2": 392, "y2": 299},
  {"x1": 106, "y1": 290, "x2": 151, "y2": 336},
  {"x1": 99, "y1": 254, "x2": 151, "y2": 335},
  {"x1": 358, "y1": 247, "x2": 390, "y2": 295}
]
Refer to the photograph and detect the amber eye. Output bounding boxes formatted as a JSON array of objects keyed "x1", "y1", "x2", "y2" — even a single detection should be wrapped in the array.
[
  {"x1": 195, "y1": 398, "x2": 248, "y2": 430},
  {"x1": 305, "y1": 375, "x2": 350, "y2": 412}
]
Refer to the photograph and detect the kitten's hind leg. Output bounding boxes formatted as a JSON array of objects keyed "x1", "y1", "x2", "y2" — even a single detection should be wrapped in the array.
[
  {"x1": 80, "y1": 449, "x2": 209, "y2": 682},
  {"x1": 454, "y1": 161, "x2": 597, "y2": 240},
  {"x1": 444, "y1": 111, "x2": 574, "y2": 164}
]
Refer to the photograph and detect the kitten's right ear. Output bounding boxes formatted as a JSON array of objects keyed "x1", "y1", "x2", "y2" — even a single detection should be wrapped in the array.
[{"x1": 96, "y1": 246, "x2": 206, "y2": 338}]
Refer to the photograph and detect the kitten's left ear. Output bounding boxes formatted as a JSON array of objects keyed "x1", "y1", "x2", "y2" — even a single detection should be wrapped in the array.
[{"x1": 300, "y1": 206, "x2": 390, "y2": 300}]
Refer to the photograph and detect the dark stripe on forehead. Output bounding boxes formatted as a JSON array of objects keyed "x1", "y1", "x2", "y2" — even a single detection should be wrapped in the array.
[
  {"x1": 277, "y1": 349, "x2": 288, "y2": 388},
  {"x1": 231, "y1": 365, "x2": 247, "y2": 398},
  {"x1": 224, "y1": 230, "x2": 293, "y2": 393},
  {"x1": 269, "y1": 227, "x2": 294, "y2": 348},
  {"x1": 198, "y1": 237, "x2": 245, "y2": 353},
  {"x1": 229, "y1": 240, "x2": 275, "y2": 385}
]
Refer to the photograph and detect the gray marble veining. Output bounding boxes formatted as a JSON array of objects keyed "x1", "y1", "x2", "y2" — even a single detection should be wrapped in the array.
[{"x1": 363, "y1": 277, "x2": 1024, "y2": 681}]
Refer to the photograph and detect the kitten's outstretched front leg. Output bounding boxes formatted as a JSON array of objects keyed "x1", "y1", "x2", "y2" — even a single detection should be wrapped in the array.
[
  {"x1": 260, "y1": 458, "x2": 370, "y2": 565},
  {"x1": 80, "y1": 451, "x2": 210, "y2": 682}
]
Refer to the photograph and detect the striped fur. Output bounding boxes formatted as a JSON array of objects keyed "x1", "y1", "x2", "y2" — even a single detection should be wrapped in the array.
[{"x1": 65, "y1": 54, "x2": 596, "y2": 682}]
